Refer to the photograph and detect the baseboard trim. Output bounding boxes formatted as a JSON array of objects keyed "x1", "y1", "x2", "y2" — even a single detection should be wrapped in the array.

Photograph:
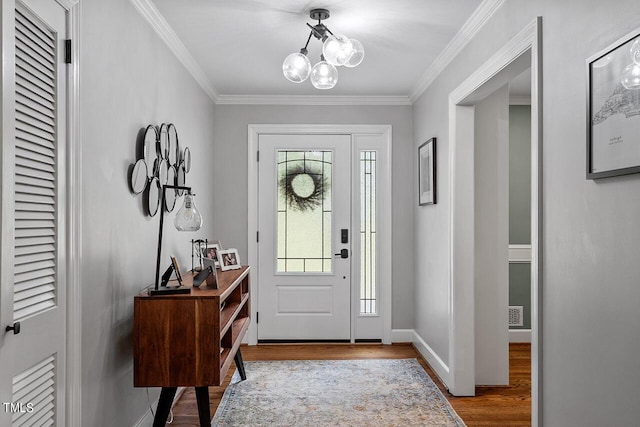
[
  {"x1": 411, "y1": 330, "x2": 451, "y2": 389},
  {"x1": 133, "y1": 387, "x2": 186, "y2": 427},
  {"x1": 509, "y1": 329, "x2": 532, "y2": 343},
  {"x1": 391, "y1": 329, "x2": 415, "y2": 343}
]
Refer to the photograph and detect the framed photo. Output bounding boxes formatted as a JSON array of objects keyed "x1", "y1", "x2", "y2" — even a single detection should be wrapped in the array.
[
  {"x1": 587, "y1": 28, "x2": 640, "y2": 179},
  {"x1": 218, "y1": 248, "x2": 241, "y2": 271},
  {"x1": 202, "y1": 241, "x2": 222, "y2": 268},
  {"x1": 169, "y1": 255, "x2": 183, "y2": 286},
  {"x1": 418, "y1": 138, "x2": 436, "y2": 205}
]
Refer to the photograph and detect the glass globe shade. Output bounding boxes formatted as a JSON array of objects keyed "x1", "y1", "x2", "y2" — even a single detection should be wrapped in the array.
[
  {"x1": 282, "y1": 52, "x2": 311, "y2": 83},
  {"x1": 322, "y1": 34, "x2": 353, "y2": 66},
  {"x1": 344, "y1": 39, "x2": 364, "y2": 68},
  {"x1": 621, "y1": 62, "x2": 640, "y2": 90},
  {"x1": 630, "y1": 39, "x2": 640, "y2": 65},
  {"x1": 310, "y1": 60, "x2": 338, "y2": 89},
  {"x1": 174, "y1": 193, "x2": 202, "y2": 231}
]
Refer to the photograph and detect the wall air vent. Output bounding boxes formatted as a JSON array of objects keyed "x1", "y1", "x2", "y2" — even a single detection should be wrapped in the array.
[{"x1": 508, "y1": 306, "x2": 524, "y2": 327}]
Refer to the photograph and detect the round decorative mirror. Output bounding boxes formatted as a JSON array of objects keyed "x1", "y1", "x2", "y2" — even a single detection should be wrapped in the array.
[
  {"x1": 165, "y1": 165, "x2": 177, "y2": 212},
  {"x1": 157, "y1": 159, "x2": 169, "y2": 185},
  {"x1": 143, "y1": 125, "x2": 158, "y2": 178},
  {"x1": 183, "y1": 147, "x2": 192, "y2": 173},
  {"x1": 146, "y1": 177, "x2": 161, "y2": 217},
  {"x1": 158, "y1": 123, "x2": 169, "y2": 160},
  {"x1": 168, "y1": 124, "x2": 179, "y2": 167},
  {"x1": 176, "y1": 162, "x2": 186, "y2": 196},
  {"x1": 129, "y1": 159, "x2": 148, "y2": 194}
]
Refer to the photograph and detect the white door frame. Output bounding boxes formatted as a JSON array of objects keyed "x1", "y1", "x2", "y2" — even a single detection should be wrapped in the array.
[
  {"x1": 0, "y1": 0, "x2": 80, "y2": 425},
  {"x1": 247, "y1": 124, "x2": 392, "y2": 345},
  {"x1": 448, "y1": 17, "x2": 542, "y2": 425}
]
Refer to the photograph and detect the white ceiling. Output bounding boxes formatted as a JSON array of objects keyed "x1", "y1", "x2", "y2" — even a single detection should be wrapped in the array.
[{"x1": 151, "y1": 0, "x2": 484, "y2": 97}]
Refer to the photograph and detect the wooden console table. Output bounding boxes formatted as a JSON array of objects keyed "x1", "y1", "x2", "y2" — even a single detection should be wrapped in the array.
[{"x1": 134, "y1": 266, "x2": 250, "y2": 427}]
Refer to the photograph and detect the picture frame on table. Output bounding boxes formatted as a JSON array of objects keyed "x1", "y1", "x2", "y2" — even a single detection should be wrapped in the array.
[
  {"x1": 218, "y1": 248, "x2": 241, "y2": 271},
  {"x1": 202, "y1": 241, "x2": 222, "y2": 268},
  {"x1": 587, "y1": 27, "x2": 640, "y2": 179},
  {"x1": 418, "y1": 137, "x2": 436, "y2": 205}
]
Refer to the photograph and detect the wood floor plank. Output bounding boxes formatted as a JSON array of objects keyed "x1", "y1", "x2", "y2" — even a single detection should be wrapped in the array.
[{"x1": 167, "y1": 343, "x2": 531, "y2": 426}]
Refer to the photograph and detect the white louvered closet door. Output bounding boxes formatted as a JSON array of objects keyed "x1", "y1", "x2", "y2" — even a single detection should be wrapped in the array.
[{"x1": 0, "y1": 1, "x2": 67, "y2": 426}]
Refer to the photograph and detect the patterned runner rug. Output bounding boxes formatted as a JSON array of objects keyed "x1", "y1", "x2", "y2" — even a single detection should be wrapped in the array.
[{"x1": 213, "y1": 358, "x2": 465, "y2": 426}]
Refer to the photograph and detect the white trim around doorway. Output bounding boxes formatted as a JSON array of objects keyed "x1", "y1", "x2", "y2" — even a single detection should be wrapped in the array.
[
  {"x1": 447, "y1": 17, "x2": 542, "y2": 426},
  {"x1": 247, "y1": 124, "x2": 392, "y2": 345}
]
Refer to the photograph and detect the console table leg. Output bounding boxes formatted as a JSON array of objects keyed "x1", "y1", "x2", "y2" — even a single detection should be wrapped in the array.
[
  {"x1": 195, "y1": 386, "x2": 211, "y2": 427},
  {"x1": 234, "y1": 348, "x2": 247, "y2": 381},
  {"x1": 153, "y1": 387, "x2": 177, "y2": 427}
]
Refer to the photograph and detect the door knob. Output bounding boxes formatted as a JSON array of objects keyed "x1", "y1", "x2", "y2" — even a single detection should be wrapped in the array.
[
  {"x1": 6, "y1": 322, "x2": 20, "y2": 335},
  {"x1": 334, "y1": 249, "x2": 349, "y2": 259}
]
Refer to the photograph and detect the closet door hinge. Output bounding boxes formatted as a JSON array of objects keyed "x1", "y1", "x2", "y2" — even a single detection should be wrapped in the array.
[
  {"x1": 256, "y1": 312, "x2": 259, "y2": 324},
  {"x1": 257, "y1": 150, "x2": 259, "y2": 162},
  {"x1": 256, "y1": 231, "x2": 259, "y2": 243},
  {"x1": 64, "y1": 39, "x2": 72, "y2": 64}
]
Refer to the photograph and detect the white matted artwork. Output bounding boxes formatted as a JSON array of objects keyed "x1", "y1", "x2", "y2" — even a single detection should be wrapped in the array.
[
  {"x1": 588, "y1": 28, "x2": 640, "y2": 178},
  {"x1": 418, "y1": 138, "x2": 436, "y2": 205},
  {"x1": 219, "y1": 248, "x2": 242, "y2": 271}
]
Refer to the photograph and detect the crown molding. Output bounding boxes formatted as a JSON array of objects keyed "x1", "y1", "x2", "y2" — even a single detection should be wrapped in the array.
[
  {"x1": 408, "y1": 0, "x2": 506, "y2": 103},
  {"x1": 216, "y1": 94, "x2": 412, "y2": 106},
  {"x1": 129, "y1": 0, "x2": 219, "y2": 103}
]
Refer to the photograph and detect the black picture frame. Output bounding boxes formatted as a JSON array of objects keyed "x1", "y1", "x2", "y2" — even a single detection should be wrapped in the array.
[
  {"x1": 418, "y1": 138, "x2": 436, "y2": 205},
  {"x1": 587, "y1": 28, "x2": 640, "y2": 179}
]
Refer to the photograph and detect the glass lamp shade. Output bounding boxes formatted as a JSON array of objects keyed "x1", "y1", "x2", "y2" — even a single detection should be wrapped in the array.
[
  {"x1": 631, "y1": 39, "x2": 640, "y2": 65},
  {"x1": 621, "y1": 62, "x2": 640, "y2": 90},
  {"x1": 322, "y1": 34, "x2": 353, "y2": 66},
  {"x1": 310, "y1": 60, "x2": 338, "y2": 89},
  {"x1": 283, "y1": 52, "x2": 312, "y2": 83},
  {"x1": 174, "y1": 193, "x2": 203, "y2": 231},
  {"x1": 344, "y1": 39, "x2": 364, "y2": 68}
]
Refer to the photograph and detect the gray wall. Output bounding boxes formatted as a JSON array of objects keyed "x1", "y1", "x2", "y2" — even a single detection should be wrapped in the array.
[
  {"x1": 414, "y1": 1, "x2": 640, "y2": 425},
  {"x1": 509, "y1": 105, "x2": 532, "y2": 329},
  {"x1": 80, "y1": 0, "x2": 216, "y2": 425},
  {"x1": 212, "y1": 105, "x2": 414, "y2": 329}
]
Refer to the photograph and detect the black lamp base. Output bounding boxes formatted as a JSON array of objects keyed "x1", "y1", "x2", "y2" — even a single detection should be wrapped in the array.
[{"x1": 149, "y1": 286, "x2": 191, "y2": 296}]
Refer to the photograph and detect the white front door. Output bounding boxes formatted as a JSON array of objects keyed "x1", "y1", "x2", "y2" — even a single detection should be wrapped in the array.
[
  {"x1": 258, "y1": 134, "x2": 351, "y2": 341},
  {"x1": 0, "y1": 0, "x2": 68, "y2": 425}
]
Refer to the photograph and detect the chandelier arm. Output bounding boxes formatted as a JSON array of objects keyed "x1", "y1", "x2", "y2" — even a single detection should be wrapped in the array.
[{"x1": 302, "y1": 30, "x2": 313, "y2": 51}]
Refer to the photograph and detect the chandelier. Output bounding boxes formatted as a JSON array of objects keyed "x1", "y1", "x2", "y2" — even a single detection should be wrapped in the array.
[{"x1": 282, "y1": 8, "x2": 365, "y2": 90}]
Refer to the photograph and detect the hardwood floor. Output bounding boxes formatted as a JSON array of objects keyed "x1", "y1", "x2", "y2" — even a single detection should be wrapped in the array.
[{"x1": 168, "y1": 343, "x2": 531, "y2": 426}]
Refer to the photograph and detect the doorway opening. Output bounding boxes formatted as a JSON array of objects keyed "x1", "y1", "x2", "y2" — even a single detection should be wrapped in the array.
[{"x1": 448, "y1": 18, "x2": 542, "y2": 426}]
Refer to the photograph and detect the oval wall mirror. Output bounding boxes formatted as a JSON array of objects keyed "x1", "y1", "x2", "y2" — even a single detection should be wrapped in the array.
[
  {"x1": 158, "y1": 123, "x2": 169, "y2": 160},
  {"x1": 143, "y1": 125, "x2": 158, "y2": 178},
  {"x1": 183, "y1": 147, "x2": 192, "y2": 173},
  {"x1": 157, "y1": 159, "x2": 169, "y2": 185},
  {"x1": 168, "y1": 124, "x2": 179, "y2": 166},
  {"x1": 176, "y1": 162, "x2": 186, "y2": 196},
  {"x1": 165, "y1": 165, "x2": 177, "y2": 212},
  {"x1": 147, "y1": 177, "x2": 161, "y2": 217},
  {"x1": 129, "y1": 159, "x2": 148, "y2": 194}
]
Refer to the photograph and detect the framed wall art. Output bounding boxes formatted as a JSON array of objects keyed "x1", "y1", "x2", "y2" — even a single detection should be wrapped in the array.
[
  {"x1": 418, "y1": 137, "x2": 436, "y2": 205},
  {"x1": 587, "y1": 28, "x2": 640, "y2": 179}
]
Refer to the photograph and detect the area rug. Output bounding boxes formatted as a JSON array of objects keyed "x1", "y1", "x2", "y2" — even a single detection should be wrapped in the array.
[{"x1": 212, "y1": 359, "x2": 465, "y2": 426}]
